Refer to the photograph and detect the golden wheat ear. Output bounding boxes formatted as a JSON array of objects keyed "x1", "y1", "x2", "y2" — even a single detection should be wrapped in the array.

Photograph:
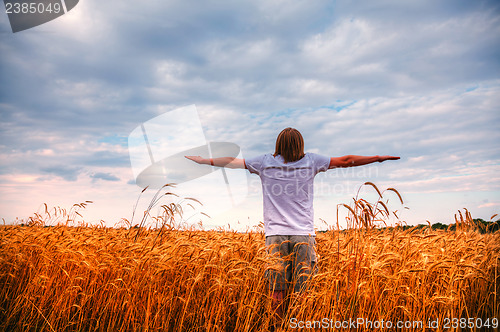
[
  {"x1": 364, "y1": 181, "x2": 382, "y2": 198},
  {"x1": 386, "y1": 187, "x2": 403, "y2": 204}
]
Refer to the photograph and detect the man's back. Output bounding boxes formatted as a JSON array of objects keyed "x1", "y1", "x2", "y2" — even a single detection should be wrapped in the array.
[{"x1": 245, "y1": 153, "x2": 330, "y2": 236}]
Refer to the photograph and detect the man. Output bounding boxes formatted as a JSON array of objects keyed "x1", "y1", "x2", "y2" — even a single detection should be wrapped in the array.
[{"x1": 186, "y1": 127, "x2": 399, "y2": 321}]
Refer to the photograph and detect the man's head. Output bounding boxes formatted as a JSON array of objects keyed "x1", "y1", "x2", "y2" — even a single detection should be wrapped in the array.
[{"x1": 273, "y1": 127, "x2": 305, "y2": 163}]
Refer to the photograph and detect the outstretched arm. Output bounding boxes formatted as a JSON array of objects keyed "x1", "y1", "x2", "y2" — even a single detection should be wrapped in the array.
[
  {"x1": 185, "y1": 156, "x2": 247, "y2": 169},
  {"x1": 329, "y1": 155, "x2": 399, "y2": 168}
]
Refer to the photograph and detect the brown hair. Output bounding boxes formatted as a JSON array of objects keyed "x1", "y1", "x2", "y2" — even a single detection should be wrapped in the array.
[{"x1": 273, "y1": 127, "x2": 305, "y2": 163}]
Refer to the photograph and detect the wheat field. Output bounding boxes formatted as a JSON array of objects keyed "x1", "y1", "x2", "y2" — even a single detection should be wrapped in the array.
[
  {"x1": 1, "y1": 223, "x2": 499, "y2": 331},
  {"x1": 1, "y1": 183, "x2": 499, "y2": 331}
]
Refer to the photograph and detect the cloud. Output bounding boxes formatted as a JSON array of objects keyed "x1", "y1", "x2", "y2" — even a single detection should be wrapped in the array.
[
  {"x1": 478, "y1": 202, "x2": 500, "y2": 209},
  {"x1": 40, "y1": 165, "x2": 82, "y2": 181},
  {"x1": 197, "y1": 83, "x2": 500, "y2": 197},
  {"x1": 1, "y1": 0, "x2": 499, "y2": 225},
  {"x1": 90, "y1": 172, "x2": 120, "y2": 182}
]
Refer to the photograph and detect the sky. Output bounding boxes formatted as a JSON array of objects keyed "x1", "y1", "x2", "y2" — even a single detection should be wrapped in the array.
[{"x1": 1, "y1": 0, "x2": 499, "y2": 230}]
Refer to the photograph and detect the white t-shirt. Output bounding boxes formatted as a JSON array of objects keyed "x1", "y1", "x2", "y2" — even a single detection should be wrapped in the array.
[{"x1": 245, "y1": 153, "x2": 330, "y2": 236}]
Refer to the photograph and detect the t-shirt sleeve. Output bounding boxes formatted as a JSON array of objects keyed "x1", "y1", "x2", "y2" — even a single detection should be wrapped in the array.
[
  {"x1": 310, "y1": 153, "x2": 330, "y2": 173},
  {"x1": 244, "y1": 154, "x2": 266, "y2": 175}
]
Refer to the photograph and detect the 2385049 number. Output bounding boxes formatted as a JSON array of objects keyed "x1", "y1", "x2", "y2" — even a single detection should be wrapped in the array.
[
  {"x1": 5, "y1": 2, "x2": 62, "y2": 14},
  {"x1": 443, "y1": 317, "x2": 498, "y2": 329}
]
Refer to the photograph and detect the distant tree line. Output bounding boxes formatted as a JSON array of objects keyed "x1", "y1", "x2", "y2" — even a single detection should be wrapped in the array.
[
  {"x1": 316, "y1": 218, "x2": 500, "y2": 233},
  {"x1": 391, "y1": 218, "x2": 500, "y2": 233}
]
